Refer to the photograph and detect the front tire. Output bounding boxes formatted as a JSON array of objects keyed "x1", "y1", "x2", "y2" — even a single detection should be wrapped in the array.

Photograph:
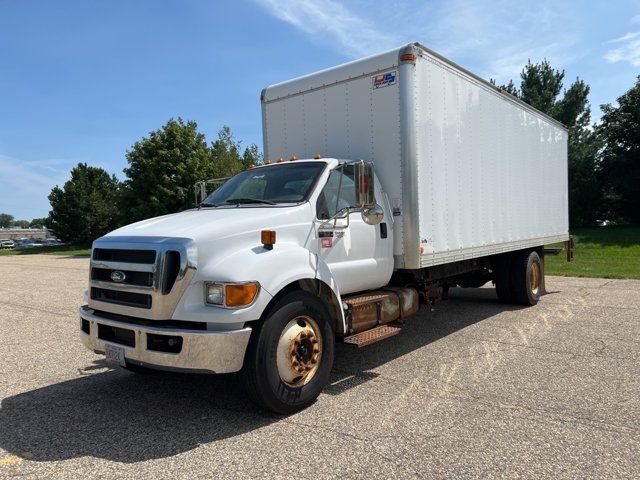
[{"x1": 241, "y1": 291, "x2": 335, "y2": 414}]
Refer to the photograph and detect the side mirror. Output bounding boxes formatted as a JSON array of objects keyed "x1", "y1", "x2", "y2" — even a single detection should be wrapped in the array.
[
  {"x1": 361, "y1": 204, "x2": 384, "y2": 225},
  {"x1": 355, "y1": 160, "x2": 375, "y2": 208},
  {"x1": 195, "y1": 181, "x2": 206, "y2": 206}
]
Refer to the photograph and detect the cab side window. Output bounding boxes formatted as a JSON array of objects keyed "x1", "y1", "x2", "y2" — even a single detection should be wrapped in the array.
[{"x1": 316, "y1": 166, "x2": 356, "y2": 219}]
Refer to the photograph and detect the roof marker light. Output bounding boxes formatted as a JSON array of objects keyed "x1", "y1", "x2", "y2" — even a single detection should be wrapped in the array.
[
  {"x1": 276, "y1": 157, "x2": 284, "y2": 163},
  {"x1": 314, "y1": 154, "x2": 322, "y2": 159},
  {"x1": 290, "y1": 155, "x2": 297, "y2": 161},
  {"x1": 261, "y1": 230, "x2": 276, "y2": 250}
]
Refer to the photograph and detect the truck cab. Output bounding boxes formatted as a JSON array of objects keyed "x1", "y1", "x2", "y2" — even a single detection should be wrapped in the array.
[{"x1": 81, "y1": 158, "x2": 409, "y2": 413}]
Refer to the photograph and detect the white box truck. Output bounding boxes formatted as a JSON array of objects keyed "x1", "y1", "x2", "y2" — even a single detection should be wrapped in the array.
[{"x1": 80, "y1": 43, "x2": 571, "y2": 413}]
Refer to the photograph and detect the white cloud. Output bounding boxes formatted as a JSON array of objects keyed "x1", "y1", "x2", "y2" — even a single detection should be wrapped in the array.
[
  {"x1": 604, "y1": 31, "x2": 640, "y2": 67},
  {"x1": 253, "y1": 0, "x2": 400, "y2": 57},
  {"x1": 254, "y1": 0, "x2": 581, "y2": 83},
  {"x1": 0, "y1": 154, "x2": 71, "y2": 219}
]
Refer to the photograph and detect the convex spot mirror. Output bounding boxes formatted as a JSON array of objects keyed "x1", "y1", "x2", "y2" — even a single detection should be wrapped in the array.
[{"x1": 362, "y1": 204, "x2": 384, "y2": 225}]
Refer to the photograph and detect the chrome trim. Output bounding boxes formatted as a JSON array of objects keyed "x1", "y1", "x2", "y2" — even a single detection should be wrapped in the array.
[
  {"x1": 204, "y1": 281, "x2": 261, "y2": 309},
  {"x1": 91, "y1": 261, "x2": 156, "y2": 273},
  {"x1": 88, "y1": 236, "x2": 197, "y2": 320},
  {"x1": 79, "y1": 306, "x2": 251, "y2": 374},
  {"x1": 91, "y1": 280, "x2": 154, "y2": 294}
]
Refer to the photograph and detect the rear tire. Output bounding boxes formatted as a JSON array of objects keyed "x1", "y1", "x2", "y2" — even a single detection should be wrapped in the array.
[
  {"x1": 241, "y1": 291, "x2": 335, "y2": 414},
  {"x1": 511, "y1": 250, "x2": 543, "y2": 306}
]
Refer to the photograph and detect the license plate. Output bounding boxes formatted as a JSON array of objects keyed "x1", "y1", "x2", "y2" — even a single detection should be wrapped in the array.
[{"x1": 104, "y1": 344, "x2": 126, "y2": 367}]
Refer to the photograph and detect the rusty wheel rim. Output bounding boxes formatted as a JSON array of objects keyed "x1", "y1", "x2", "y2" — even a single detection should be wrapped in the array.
[
  {"x1": 530, "y1": 261, "x2": 541, "y2": 295},
  {"x1": 276, "y1": 315, "x2": 323, "y2": 388}
]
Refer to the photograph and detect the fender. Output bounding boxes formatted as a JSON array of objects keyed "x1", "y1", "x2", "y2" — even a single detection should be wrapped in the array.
[{"x1": 172, "y1": 243, "x2": 347, "y2": 333}]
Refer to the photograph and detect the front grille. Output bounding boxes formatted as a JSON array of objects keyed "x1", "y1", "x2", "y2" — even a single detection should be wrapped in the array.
[
  {"x1": 91, "y1": 267, "x2": 153, "y2": 287},
  {"x1": 91, "y1": 287, "x2": 152, "y2": 309},
  {"x1": 88, "y1": 239, "x2": 194, "y2": 319},
  {"x1": 93, "y1": 248, "x2": 156, "y2": 264}
]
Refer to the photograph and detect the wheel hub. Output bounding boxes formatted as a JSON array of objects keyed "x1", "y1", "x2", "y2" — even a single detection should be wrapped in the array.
[
  {"x1": 276, "y1": 315, "x2": 323, "y2": 387},
  {"x1": 530, "y1": 261, "x2": 541, "y2": 295}
]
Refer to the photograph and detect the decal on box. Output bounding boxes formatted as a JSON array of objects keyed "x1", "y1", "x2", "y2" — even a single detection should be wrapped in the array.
[{"x1": 372, "y1": 71, "x2": 397, "y2": 89}]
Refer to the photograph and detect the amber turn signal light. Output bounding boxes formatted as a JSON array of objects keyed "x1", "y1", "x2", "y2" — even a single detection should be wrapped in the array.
[
  {"x1": 261, "y1": 230, "x2": 276, "y2": 250},
  {"x1": 225, "y1": 283, "x2": 259, "y2": 307}
]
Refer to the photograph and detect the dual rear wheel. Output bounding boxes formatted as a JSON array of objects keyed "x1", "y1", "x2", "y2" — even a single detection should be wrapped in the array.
[{"x1": 494, "y1": 249, "x2": 544, "y2": 306}]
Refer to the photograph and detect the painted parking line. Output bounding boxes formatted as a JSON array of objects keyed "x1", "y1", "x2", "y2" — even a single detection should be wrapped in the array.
[{"x1": 0, "y1": 452, "x2": 33, "y2": 466}]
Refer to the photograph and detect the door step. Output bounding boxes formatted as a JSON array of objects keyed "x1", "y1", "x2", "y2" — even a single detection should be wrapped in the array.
[{"x1": 343, "y1": 325, "x2": 402, "y2": 347}]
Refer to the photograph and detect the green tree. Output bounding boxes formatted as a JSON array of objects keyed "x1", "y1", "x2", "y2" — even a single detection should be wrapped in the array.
[
  {"x1": 29, "y1": 217, "x2": 47, "y2": 229},
  {"x1": 0, "y1": 213, "x2": 14, "y2": 228},
  {"x1": 121, "y1": 120, "x2": 260, "y2": 221},
  {"x1": 47, "y1": 163, "x2": 121, "y2": 243},
  {"x1": 12, "y1": 220, "x2": 30, "y2": 228},
  {"x1": 210, "y1": 125, "x2": 244, "y2": 178},
  {"x1": 121, "y1": 118, "x2": 216, "y2": 222},
  {"x1": 242, "y1": 144, "x2": 262, "y2": 169},
  {"x1": 598, "y1": 76, "x2": 640, "y2": 224},
  {"x1": 496, "y1": 60, "x2": 600, "y2": 226}
]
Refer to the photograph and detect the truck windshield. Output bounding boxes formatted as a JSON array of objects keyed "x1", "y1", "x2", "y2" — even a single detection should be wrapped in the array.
[{"x1": 201, "y1": 162, "x2": 326, "y2": 207}]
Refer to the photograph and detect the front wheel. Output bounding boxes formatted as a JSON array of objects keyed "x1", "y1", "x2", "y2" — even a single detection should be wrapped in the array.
[{"x1": 241, "y1": 291, "x2": 335, "y2": 414}]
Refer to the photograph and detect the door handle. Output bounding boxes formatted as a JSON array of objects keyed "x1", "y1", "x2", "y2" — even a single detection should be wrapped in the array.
[{"x1": 380, "y1": 222, "x2": 388, "y2": 239}]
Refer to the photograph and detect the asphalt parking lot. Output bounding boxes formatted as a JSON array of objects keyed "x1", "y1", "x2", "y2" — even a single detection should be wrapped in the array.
[{"x1": 0, "y1": 255, "x2": 638, "y2": 479}]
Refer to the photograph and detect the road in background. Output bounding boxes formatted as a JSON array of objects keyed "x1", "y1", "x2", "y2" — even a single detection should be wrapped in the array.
[{"x1": 0, "y1": 255, "x2": 638, "y2": 479}]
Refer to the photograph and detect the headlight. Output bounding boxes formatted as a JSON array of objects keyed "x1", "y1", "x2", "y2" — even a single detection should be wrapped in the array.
[
  {"x1": 204, "y1": 282, "x2": 260, "y2": 308},
  {"x1": 205, "y1": 283, "x2": 225, "y2": 305}
]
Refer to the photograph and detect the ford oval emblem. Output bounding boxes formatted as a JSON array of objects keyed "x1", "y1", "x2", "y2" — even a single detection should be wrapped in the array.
[{"x1": 110, "y1": 270, "x2": 126, "y2": 283}]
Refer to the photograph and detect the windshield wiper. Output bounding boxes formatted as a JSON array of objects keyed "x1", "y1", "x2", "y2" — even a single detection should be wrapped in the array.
[
  {"x1": 223, "y1": 198, "x2": 276, "y2": 205},
  {"x1": 199, "y1": 202, "x2": 219, "y2": 208}
]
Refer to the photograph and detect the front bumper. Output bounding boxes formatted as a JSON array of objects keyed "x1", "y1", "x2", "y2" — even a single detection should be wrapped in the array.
[{"x1": 79, "y1": 305, "x2": 252, "y2": 373}]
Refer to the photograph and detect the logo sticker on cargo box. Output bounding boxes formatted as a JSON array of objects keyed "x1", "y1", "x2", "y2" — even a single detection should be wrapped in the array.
[{"x1": 372, "y1": 71, "x2": 397, "y2": 89}]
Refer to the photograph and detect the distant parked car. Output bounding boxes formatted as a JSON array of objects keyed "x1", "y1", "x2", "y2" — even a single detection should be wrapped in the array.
[{"x1": 0, "y1": 240, "x2": 16, "y2": 249}]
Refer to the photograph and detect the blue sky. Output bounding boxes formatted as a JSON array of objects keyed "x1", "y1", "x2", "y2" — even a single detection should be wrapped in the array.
[{"x1": 1, "y1": 0, "x2": 639, "y2": 220}]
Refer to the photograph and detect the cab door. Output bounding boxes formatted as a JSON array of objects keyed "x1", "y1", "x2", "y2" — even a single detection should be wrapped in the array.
[{"x1": 314, "y1": 164, "x2": 393, "y2": 295}]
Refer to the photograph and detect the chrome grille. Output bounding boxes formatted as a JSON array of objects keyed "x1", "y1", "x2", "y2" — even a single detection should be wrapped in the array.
[
  {"x1": 93, "y1": 248, "x2": 156, "y2": 264},
  {"x1": 91, "y1": 267, "x2": 153, "y2": 287},
  {"x1": 88, "y1": 237, "x2": 197, "y2": 320}
]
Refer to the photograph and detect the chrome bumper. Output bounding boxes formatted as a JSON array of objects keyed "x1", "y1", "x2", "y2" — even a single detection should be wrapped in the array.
[{"x1": 79, "y1": 305, "x2": 252, "y2": 374}]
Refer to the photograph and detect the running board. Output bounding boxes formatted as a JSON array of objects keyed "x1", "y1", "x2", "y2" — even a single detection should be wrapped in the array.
[{"x1": 343, "y1": 325, "x2": 402, "y2": 347}]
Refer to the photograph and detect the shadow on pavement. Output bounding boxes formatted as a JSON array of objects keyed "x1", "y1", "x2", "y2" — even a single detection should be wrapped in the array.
[{"x1": 0, "y1": 287, "x2": 522, "y2": 463}]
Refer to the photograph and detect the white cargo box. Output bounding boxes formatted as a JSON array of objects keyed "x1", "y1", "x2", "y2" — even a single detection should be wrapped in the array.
[{"x1": 262, "y1": 42, "x2": 569, "y2": 270}]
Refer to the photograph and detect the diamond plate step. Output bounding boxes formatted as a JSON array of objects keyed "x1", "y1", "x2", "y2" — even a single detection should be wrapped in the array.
[{"x1": 343, "y1": 325, "x2": 402, "y2": 347}]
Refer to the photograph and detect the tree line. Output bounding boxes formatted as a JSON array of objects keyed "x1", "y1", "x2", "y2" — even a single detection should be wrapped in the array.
[
  {"x1": 0, "y1": 214, "x2": 47, "y2": 229},
  {"x1": 6, "y1": 60, "x2": 637, "y2": 244}
]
